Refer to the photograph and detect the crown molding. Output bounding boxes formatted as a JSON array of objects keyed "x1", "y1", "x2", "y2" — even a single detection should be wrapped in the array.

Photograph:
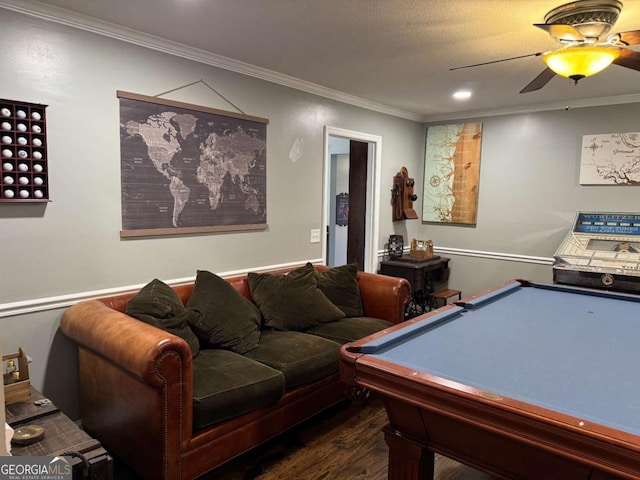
[
  {"x1": 423, "y1": 92, "x2": 640, "y2": 123},
  {"x1": 2, "y1": 1, "x2": 638, "y2": 125},
  {"x1": 0, "y1": 0, "x2": 424, "y2": 122}
]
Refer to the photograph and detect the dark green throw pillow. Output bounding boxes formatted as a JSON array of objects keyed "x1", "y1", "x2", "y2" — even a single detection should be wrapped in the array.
[
  {"x1": 126, "y1": 279, "x2": 200, "y2": 357},
  {"x1": 248, "y1": 264, "x2": 345, "y2": 331},
  {"x1": 186, "y1": 270, "x2": 261, "y2": 354},
  {"x1": 308, "y1": 263, "x2": 364, "y2": 317}
]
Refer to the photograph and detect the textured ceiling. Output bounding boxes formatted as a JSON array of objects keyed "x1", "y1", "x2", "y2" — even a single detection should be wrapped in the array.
[{"x1": 5, "y1": 0, "x2": 640, "y2": 120}]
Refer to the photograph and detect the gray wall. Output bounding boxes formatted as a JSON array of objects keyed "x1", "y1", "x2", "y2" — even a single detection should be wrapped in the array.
[
  {"x1": 327, "y1": 152, "x2": 349, "y2": 267},
  {"x1": 327, "y1": 137, "x2": 350, "y2": 267},
  {"x1": 0, "y1": 10, "x2": 424, "y2": 417},
  {"x1": 2, "y1": 7, "x2": 639, "y2": 418},
  {"x1": 419, "y1": 103, "x2": 640, "y2": 297}
]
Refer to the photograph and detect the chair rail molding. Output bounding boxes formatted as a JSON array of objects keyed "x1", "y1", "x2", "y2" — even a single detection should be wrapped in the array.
[{"x1": 0, "y1": 260, "x2": 323, "y2": 319}]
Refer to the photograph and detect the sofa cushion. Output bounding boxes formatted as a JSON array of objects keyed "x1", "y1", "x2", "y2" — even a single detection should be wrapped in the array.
[
  {"x1": 248, "y1": 264, "x2": 345, "y2": 331},
  {"x1": 305, "y1": 317, "x2": 393, "y2": 344},
  {"x1": 186, "y1": 270, "x2": 261, "y2": 354},
  {"x1": 192, "y1": 349, "x2": 285, "y2": 429},
  {"x1": 309, "y1": 263, "x2": 364, "y2": 317},
  {"x1": 125, "y1": 278, "x2": 200, "y2": 357},
  {"x1": 244, "y1": 330, "x2": 341, "y2": 389}
]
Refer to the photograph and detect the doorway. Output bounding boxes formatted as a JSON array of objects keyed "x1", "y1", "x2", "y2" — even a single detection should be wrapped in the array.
[{"x1": 323, "y1": 126, "x2": 382, "y2": 273}]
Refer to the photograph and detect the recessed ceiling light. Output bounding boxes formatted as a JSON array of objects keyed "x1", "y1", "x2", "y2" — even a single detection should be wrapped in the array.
[{"x1": 453, "y1": 90, "x2": 472, "y2": 100}]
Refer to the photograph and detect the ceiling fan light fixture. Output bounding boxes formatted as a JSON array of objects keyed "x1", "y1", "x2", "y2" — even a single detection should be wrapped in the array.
[{"x1": 542, "y1": 46, "x2": 620, "y2": 81}]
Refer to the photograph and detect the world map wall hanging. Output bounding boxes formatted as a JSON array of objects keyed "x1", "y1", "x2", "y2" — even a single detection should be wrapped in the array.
[
  {"x1": 117, "y1": 91, "x2": 268, "y2": 238},
  {"x1": 422, "y1": 122, "x2": 482, "y2": 225}
]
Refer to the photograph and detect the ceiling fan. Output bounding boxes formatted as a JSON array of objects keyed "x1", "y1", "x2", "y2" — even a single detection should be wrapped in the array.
[{"x1": 451, "y1": 0, "x2": 640, "y2": 93}]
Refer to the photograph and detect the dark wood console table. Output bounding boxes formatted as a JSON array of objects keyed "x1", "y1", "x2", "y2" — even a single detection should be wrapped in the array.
[
  {"x1": 6, "y1": 387, "x2": 112, "y2": 480},
  {"x1": 378, "y1": 256, "x2": 450, "y2": 318}
]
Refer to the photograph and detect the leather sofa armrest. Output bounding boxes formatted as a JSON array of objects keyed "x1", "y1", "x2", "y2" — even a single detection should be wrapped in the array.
[
  {"x1": 60, "y1": 300, "x2": 193, "y2": 388},
  {"x1": 61, "y1": 300, "x2": 195, "y2": 476},
  {"x1": 356, "y1": 271, "x2": 410, "y2": 324}
]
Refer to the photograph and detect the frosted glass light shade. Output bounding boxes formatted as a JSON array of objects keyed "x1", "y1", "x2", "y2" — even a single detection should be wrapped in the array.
[{"x1": 543, "y1": 46, "x2": 620, "y2": 80}]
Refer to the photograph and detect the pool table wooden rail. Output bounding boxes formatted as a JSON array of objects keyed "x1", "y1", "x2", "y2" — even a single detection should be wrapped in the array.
[{"x1": 339, "y1": 281, "x2": 640, "y2": 480}]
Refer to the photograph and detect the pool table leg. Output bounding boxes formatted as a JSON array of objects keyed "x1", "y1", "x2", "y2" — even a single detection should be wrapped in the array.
[{"x1": 384, "y1": 426, "x2": 434, "y2": 480}]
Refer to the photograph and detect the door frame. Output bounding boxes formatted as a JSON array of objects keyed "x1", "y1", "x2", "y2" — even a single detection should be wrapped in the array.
[{"x1": 323, "y1": 126, "x2": 382, "y2": 273}]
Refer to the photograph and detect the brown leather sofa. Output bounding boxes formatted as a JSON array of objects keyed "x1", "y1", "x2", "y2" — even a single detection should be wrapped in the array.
[{"x1": 60, "y1": 265, "x2": 410, "y2": 480}]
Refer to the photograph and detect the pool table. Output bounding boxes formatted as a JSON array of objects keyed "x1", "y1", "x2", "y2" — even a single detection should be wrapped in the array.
[{"x1": 339, "y1": 280, "x2": 640, "y2": 480}]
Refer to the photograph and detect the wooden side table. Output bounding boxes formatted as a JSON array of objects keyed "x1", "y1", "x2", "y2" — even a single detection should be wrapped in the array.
[
  {"x1": 6, "y1": 387, "x2": 112, "y2": 480},
  {"x1": 378, "y1": 256, "x2": 451, "y2": 318}
]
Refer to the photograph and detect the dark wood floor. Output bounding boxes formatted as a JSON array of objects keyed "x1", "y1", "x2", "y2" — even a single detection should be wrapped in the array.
[{"x1": 114, "y1": 394, "x2": 494, "y2": 480}]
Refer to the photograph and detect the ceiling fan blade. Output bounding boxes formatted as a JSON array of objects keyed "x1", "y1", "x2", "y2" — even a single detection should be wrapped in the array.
[
  {"x1": 520, "y1": 68, "x2": 557, "y2": 94},
  {"x1": 534, "y1": 23, "x2": 585, "y2": 42},
  {"x1": 450, "y1": 52, "x2": 543, "y2": 71},
  {"x1": 614, "y1": 49, "x2": 640, "y2": 71},
  {"x1": 617, "y1": 29, "x2": 640, "y2": 46}
]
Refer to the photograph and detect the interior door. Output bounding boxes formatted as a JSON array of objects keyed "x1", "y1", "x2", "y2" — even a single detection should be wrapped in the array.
[
  {"x1": 347, "y1": 140, "x2": 368, "y2": 270},
  {"x1": 324, "y1": 126, "x2": 381, "y2": 273}
]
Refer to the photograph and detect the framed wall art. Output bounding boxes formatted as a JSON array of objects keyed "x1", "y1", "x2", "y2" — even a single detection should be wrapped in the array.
[
  {"x1": 580, "y1": 131, "x2": 640, "y2": 185},
  {"x1": 422, "y1": 122, "x2": 482, "y2": 225},
  {"x1": 336, "y1": 192, "x2": 349, "y2": 227},
  {"x1": 118, "y1": 91, "x2": 268, "y2": 238}
]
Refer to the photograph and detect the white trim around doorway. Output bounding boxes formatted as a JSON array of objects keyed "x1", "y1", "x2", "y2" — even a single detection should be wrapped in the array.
[{"x1": 323, "y1": 126, "x2": 382, "y2": 273}]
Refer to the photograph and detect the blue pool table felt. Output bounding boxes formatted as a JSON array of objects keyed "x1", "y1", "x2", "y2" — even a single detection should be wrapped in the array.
[{"x1": 363, "y1": 282, "x2": 640, "y2": 437}]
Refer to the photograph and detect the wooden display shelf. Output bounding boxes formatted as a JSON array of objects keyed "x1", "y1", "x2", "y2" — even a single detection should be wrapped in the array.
[{"x1": 1, "y1": 98, "x2": 49, "y2": 203}]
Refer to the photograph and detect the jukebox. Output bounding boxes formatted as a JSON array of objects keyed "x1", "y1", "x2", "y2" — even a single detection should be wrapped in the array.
[{"x1": 553, "y1": 212, "x2": 640, "y2": 293}]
